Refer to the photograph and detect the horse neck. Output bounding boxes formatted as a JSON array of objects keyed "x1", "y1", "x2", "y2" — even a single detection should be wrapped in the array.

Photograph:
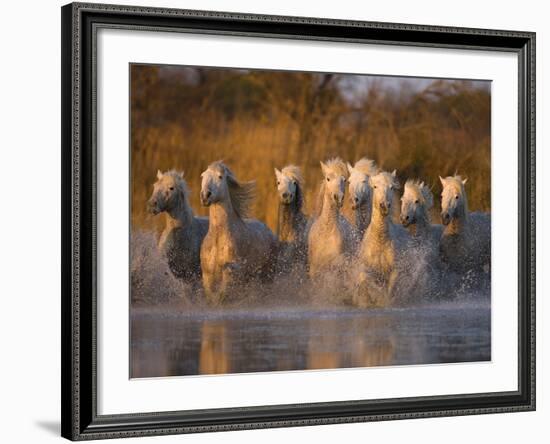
[
  {"x1": 279, "y1": 199, "x2": 305, "y2": 241},
  {"x1": 319, "y1": 191, "x2": 340, "y2": 227},
  {"x1": 354, "y1": 203, "x2": 371, "y2": 233},
  {"x1": 164, "y1": 194, "x2": 193, "y2": 229},
  {"x1": 208, "y1": 198, "x2": 241, "y2": 232},
  {"x1": 408, "y1": 209, "x2": 431, "y2": 238},
  {"x1": 444, "y1": 205, "x2": 470, "y2": 236},
  {"x1": 369, "y1": 207, "x2": 392, "y2": 242}
]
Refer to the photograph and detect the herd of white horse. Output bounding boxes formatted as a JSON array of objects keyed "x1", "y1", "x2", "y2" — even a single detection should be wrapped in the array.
[{"x1": 147, "y1": 158, "x2": 491, "y2": 306}]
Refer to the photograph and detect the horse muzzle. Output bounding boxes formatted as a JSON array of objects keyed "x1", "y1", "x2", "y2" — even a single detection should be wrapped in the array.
[
  {"x1": 379, "y1": 202, "x2": 390, "y2": 216},
  {"x1": 280, "y1": 192, "x2": 293, "y2": 205},
  {"x1": 200, "y1": 190, "x2": 212, "y2": 206},
  {"x1": 400, "y1": 214, "x2": 412, "y2": 226},
  {"x1": 147, "y1": 200, "x2": 160, "y2": 215},
  {"x1": 441, "y1": 212, "x2": 451, "y2": 225},
  {"x1": 333, "y1": 194, "x2": 344, "y2": 208}
]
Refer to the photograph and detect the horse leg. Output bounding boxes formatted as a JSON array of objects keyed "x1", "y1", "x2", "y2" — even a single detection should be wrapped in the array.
[
  {"x1": 218, "y1": 262, "x2": 241, "y2": 303},
  {"x1": 352, "y1": 269, "x2": 369, "y2": 308},
  {"x1": 386, "y1": 269, "x2": 399, "y2": 306},
  {"x1": 202, "y1": 272, "x2": 219, "y2": 306},
  {"x1": 308, "y1": 259, "x2": 318, "y2": 280}
]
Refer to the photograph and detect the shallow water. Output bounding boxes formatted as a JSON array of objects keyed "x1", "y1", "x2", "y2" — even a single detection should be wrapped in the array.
[{"x1": 130, "y1": 303, "x2": 490, "y2": 378}]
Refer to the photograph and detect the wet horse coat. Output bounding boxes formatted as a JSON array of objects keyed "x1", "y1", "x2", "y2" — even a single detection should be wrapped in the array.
[
  {"x1": 200, "y1": 161, "x2": 277, "y2": 304},
  {"x1": 274, "y1": 165, "x2": 310, "y2": 270},
  {"x1": 147, "y1": 170, "x2": 208, "y2": 281},
  {"x1": 439, "y1": 175, "x2": 491, "y2": 273},
  {"x1": 308, "y1": 158, "x2": 359, "y2": 278}
]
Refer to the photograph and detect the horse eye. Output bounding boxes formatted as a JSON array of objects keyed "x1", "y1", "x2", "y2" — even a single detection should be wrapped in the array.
[
  {"x1": 455, "y1": 195, "x2": 459, "y2": 200},
  {"x1": 218, "y1": 175, "x2": 223, "y2": 179},
  {"x1": 373, "y1": 185, "x2": 377, "y2": 189},
  {"x1": 326, "y1": 177, "x2": 330, "y2": 182},
  {"x1": 169, "y1": 186, "x2": 174, "y2": 191},
  {"x1": 277, "y1": 181, "x2": 280, "y2": 185},
  {"x1": 415, "y1": 199, "x2": 419, "y2": 204}
]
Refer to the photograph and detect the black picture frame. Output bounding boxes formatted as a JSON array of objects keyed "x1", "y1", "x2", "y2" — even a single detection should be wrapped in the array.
[{"x1": 61, "y1": 2, "x2": 536, "y2": 440}]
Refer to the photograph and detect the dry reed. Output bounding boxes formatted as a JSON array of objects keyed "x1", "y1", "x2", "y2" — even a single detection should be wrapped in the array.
[{"x1": 131, "y1": 65, "x2": 491, "y2": 234}]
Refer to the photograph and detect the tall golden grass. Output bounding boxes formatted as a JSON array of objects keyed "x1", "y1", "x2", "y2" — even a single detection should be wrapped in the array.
[{"x1": 131, "y1": 65, "x2": 490, "y2": 233}]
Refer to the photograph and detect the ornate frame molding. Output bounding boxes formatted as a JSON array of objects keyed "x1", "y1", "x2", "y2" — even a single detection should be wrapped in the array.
[{"x1": 61, "y1": 2, "x2": 535, "y2": 440}]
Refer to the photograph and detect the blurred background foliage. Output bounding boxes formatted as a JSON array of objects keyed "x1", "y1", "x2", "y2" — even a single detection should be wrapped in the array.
[{"x1": 131, "y1": 64, "x2": 491, "y2": 233}]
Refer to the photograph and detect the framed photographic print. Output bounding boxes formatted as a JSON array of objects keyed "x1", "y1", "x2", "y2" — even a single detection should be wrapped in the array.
[{"x1": 61, "y1": 2, "x2": 536, "y2": 440}]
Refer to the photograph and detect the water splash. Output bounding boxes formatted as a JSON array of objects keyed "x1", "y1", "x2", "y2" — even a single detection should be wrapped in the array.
[
  {"x1": 130, "y1": 230, "x2": 196, "y2": 307},
  {"x1": 130, "y1": 229, "x2": 490, "y2": 309}
]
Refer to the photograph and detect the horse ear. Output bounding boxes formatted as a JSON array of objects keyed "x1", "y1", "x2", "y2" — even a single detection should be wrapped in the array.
[
  {"x1": 391, "y1": 169, "x2": 397, "y2": 177},
  {"x1": 157, "y1": 170, "x2": 163, "y2": 180},
  {"x1": 179, "y1": 171, "x2": 185, "y2": 179},
  {"x1": 347, "y1": 162, "x2": 354, "y2": 175},
  {"x1": 462, "y1": 177, "x2": 468, "y2": 185},
  {"x1": 320, "y1": 161, "x2": 328, "y2": 175},
  {"x1": 439, "y1": 176, "x2": 445, "y2": 186},
  {"x1": 274, "y1": 168, "x2": 282, "y2": 179}
]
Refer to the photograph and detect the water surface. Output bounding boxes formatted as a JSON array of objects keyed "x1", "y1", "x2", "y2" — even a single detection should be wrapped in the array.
[{"x1": 130, "y1": 303, "x2": 490, "y2": 378}]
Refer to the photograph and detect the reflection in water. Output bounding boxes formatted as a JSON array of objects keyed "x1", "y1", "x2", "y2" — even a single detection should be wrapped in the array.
[
  {"x1": 130, "y1": 304, "x2": 490, "y2": 378},
  {"x1": 199, "y1": 322, "x2": 230, "y2": 374},
  {"x1": 305, "y1": 316, "x2": 396, "y2": 370}
]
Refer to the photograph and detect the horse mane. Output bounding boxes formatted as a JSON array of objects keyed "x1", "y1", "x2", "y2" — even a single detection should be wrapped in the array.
[
  {"x1": 281, "y1": 165, "x2": 303, "y2": 185},
  {"x1": 281, "y1": 165, "x2": 304, "y2": 211},
  {"x1": 324, "y1": 157, "x2": 348, "y2": 178},
  {"x1": 353, "y1": 157, "x2": 378, "y2": 176},
  {"x1": 209, "y1": 160, "x2": 256, "y2": 219},
  {"x1": 405, "y1": 179, "x2": 433, "y2": 209},
  {"x1": 164, "y1": 169, "x2": 189, "y2": 191},
  {"x1": 374, "y1": 170, "x2": 400, "y2": 189}
]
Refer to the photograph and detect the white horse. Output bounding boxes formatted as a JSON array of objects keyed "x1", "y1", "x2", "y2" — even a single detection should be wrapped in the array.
[
  {"x1": 400, "y1": 179, "x2": 443, "y2": 258},
  {"x1": 347, "y1": 158, "x2": 378, "y2": 236},
  {"x1": 308, "y1": 158, "x2": 359, "y2": 278},
  {"x1": 147, "y1": 169, "x2": 208, "y2": 281},
  {"x1": 274, "y1": 165, "x2": 309, "y2": 269},
  {"x1": 200, "y1": 161, "x2": 277, "y2": 304},
  {"x1": 439, "y1": 175, "x2": 491, "y2": 273},
  {"x1": 399, "y1": 179, "x2": 444, "y2": 299},
  {"x1": 355, "y1": 170, "x2": 409, "y2": 306}
]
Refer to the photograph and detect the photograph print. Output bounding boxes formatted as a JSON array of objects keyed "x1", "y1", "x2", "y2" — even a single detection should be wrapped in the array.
[{"x1": 130, "y1": 64, "x2": 491, "y2": 378}]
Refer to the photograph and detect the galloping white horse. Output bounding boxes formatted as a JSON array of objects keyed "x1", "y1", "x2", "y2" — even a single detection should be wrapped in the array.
[
  {"x1": 200, "y1": 161, "x2": 277, "y2": 304},
  {"x1": 307, "y1": 158, "x2": 359, "y2": 278},
  {"x1": 147, "y1": 170, "x2": 208, "y2": 281},
  {"x1": 439, "y1": 175, "x2": 491, "y2": 273},
  {"x1": 400, "y1": 179, "x2": 443, "y2": 259},
  {"x1": 355, "y1": 170, "x2": 409, "y2": 306},
  {"x1": 274, "y1": 165, "x2": 309, "y2": 269},
  {"x1": 347, "y1": 158, "x2": 378, "y2": 236},
  {"x1": 399, "y1": 179, "x2": 444, "y2": 299}
]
